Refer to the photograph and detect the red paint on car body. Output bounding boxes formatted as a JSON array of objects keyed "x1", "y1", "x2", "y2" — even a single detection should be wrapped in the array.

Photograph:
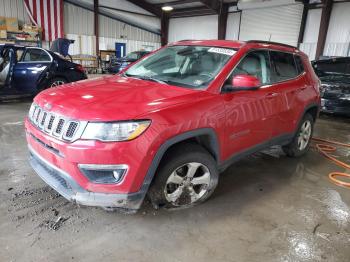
[{"x1": 25, "y1": 40, "x2": 320, "y2": 208}]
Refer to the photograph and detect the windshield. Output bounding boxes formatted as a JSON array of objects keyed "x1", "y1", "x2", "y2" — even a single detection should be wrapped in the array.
[{"x1": 124, "y1": 45, "x2": 236, "y2": 89}]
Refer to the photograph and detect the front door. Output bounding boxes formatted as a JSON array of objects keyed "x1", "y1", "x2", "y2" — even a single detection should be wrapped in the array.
[
  {"x1": 222, "y1": 50, "x2": 276, "y2": 159},
  {"x1": 13, "y1": 48, "x2": 52, "y2": 94}
]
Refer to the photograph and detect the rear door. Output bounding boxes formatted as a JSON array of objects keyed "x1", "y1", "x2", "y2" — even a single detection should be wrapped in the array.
[
  {"x1": 269, "y1": 51, "x2": 307, "y2": 136},
  {"x1": 13, "y1": 48, "x2": 52, "y2": 94}
]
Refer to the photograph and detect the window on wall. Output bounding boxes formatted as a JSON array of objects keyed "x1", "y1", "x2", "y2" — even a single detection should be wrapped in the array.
[
  {"x1": 270, "y1": 51, "x2": 298, "y2": 82},
  {"x1": 230, "y1": 50, "x2": 272, "y2": 85}
]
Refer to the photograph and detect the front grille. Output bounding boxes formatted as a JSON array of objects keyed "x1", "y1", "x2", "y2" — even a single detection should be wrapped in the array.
[
  {"x1": 55, "y1": 119, "x2": 65, "y2": 135},
  {"x1": 47, "y1": 115, "x2": 55, "y2": 131},
  {"x1": 28, "y1": 104, "x2": 81, "y2": 142},
  {"x1": 65, "y1": 122, "x2": 79, "y2": 138}
]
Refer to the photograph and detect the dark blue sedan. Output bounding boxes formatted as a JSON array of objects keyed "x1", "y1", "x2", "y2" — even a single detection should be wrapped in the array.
[{"x1": 0, "y1": 44, "x2": 87, "y2": 99}]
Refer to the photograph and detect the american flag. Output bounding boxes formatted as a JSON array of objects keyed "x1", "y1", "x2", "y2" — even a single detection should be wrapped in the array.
[{"x1": 24, "y1": 0, "x2": 64, "y2": 41}]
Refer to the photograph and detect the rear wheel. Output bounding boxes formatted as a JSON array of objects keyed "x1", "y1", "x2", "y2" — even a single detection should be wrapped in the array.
[
  {"x1": 148, "y1": 143, "x2": 219, "y2": 209},
  {"x1": 48, "y1": 77, "x2": 67, "y2": 88},
  {"x1": 283, "y1": 113, "x2": 314, "y2": 157}
]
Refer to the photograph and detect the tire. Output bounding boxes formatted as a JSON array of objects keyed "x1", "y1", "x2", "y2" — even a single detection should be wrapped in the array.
[
  {"x1": 282, "y1": 113, "x2": 314, "y2": 157},
  {"x1": 47, "y1": 77, "x2": 67, "y2": 88},
  {"x1": 148, "y1": 143, "x2": 219, "y2": 210}
]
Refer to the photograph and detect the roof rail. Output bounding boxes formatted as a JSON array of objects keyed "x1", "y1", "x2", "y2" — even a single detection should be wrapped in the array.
[{"x1": 246, "y1": 40, "x2": 297, "y2": 50}]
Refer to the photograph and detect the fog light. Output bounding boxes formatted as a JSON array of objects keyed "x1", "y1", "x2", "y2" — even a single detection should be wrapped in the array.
[
  {"x1": 78, "y1": 164, "x2": 128, "y2": 184},
  {"x1": 113, "y1": 170, "x2": 124, "y2": 181}
]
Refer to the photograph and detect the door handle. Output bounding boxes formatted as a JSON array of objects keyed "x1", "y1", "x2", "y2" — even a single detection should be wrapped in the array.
[
  {"x1": 300, "y1": 85, "x2": 307, "y2": 91},
  {"x1": 265, "y1": 92, "x2": 278, "y2": 99}
]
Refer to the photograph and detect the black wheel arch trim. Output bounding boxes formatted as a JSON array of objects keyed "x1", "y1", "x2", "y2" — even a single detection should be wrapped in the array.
[
  {"x1": 301, "y1": 102, "x2": 320, "y2": 123},
  {"x1": 135, "y1": 128, "x2": 221, "y2": 204}
]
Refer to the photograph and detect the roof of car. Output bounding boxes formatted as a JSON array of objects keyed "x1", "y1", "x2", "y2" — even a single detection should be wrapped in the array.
[{"x1": 171, "y1": 39, "x2": 299, "y2": 52}]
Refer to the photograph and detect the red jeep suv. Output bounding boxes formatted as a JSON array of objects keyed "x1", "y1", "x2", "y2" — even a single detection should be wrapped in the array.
[{"x1": 25, "y1": 40, "x2": 320, "y2": 212}]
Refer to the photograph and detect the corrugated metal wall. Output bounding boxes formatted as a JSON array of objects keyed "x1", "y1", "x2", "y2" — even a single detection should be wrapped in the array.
[
  {"x1": 225, "y1": 12, "x2": 241, "y2": 40},
  {"x1": 64, "y1": 3, "x2": 95, "y2": 35},
  {"x1": 299, "y1": 9, "x2": 321, "y2": 60},
  {"x1": 66, "y1": 33, "x2": 161, "y2": 56},
  {"x1": 99, "y1": 15, "x2": 160, "y2": 43},
  {"x1": 324, "y1": 2, "x2": 350, "y2": 57},
  {"x1": 300, "y1": 2, "x2": 350, "y2": 59},
  {"x1": 64, "y1": 2, "x2": 160, "y2": 42},
  {"x1": 239, "y1": 4, "x2": 303, "y2": 46},
  {"x1": 168, "y1": 15, "x2": 218, "y2": 43},
  {"x1": 0, "y1": 0, "x2": 30, "y2": 24}
]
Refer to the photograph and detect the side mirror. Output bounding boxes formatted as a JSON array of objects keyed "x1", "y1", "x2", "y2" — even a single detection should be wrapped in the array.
[{"x1": 224, "y1": 74, "x2": 261, "y2": 92}]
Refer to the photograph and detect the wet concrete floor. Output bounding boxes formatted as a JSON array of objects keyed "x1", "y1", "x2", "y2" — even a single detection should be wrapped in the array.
[{"x1": 0, "y1": 101, "x2": 349, "y2": 262}]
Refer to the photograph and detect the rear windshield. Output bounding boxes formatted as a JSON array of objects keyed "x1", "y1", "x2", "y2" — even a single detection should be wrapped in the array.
[{"x1": 124, "y1": 45, "x2": 237, "y2": 89}]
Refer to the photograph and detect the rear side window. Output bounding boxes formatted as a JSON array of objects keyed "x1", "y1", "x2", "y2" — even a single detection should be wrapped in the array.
[
  {"x1": 294, "y1": 55, "x2": 305, "y2": 74},
  {"x1": 23, "y1": 49, "x2": 51, "y2": 62},
  {"x1": 270, "y1": 51, "x2": 298, "y2": 82}
]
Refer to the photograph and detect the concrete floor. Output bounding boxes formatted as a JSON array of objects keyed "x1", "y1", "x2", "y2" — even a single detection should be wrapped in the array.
[{"x1": 0, "y1": 101, "x2": 349, "y2": 262}]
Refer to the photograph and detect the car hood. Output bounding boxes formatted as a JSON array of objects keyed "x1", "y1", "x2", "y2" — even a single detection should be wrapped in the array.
[{"x1": 34, "y1": 75, "x2": 203, "y2": 121}]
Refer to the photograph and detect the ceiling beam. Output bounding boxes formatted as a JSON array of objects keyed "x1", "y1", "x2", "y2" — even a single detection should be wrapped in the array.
[
  {"x1": 99, "y1": 5, "x2": 157, "y2": 17},
  {"x1": 65, "y1": 0, "x2": 160, "y2": 34},
  {"x1": 199, "y1": 0, "x2": 221, "y2": 13},
  {"x1": 155, "y1": 0, "x2": 199, "y2": 6},
  {"x1": 125, "y1": 0, "x2": 162, "y2": 17},
  {"x1": 171, "y1": 6, "x2": 216, "y2": 17}
]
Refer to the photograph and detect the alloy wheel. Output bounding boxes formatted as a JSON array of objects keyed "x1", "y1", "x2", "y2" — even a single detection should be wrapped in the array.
[
  {"x1": 164, "y1": 162, "x2": 211, "y2": 206},
  {"x1": 297, "y1": 120, "x2": 312, "y2": 150},
  {"x1": 50, "y1": 80, "x2": 65, "y2": 88}
]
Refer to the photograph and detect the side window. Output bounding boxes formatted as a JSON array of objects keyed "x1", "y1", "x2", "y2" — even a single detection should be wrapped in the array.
[
  {"x1": 270, "y1": 51, "x2": 298, "y2": 82},
  {"x1": 23, "y1": 49, "x2": 51, "y2": 62},
  {"x1": 16, "y1": 50, "x2": 24, "y2": 62},
  {"x1": 294, "y1": 55, "x2": 305, "y2": 74},
  {"x1": 230, "y1": 50, "x2": 271, "y2": 85}
]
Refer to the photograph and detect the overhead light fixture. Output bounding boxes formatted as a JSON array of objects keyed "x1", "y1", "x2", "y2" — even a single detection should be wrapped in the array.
[{"x1": 162, "y1": 5, "x2": 173, "y2": 11}]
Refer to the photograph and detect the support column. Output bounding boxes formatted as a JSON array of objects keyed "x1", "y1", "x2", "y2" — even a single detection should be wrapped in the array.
[
  {"x1": 94, "y1": 0, "x2": 99, "y2": 56},
  {"x1": 161, "y1": 12, "x2": 169, "y2": 46},
  {"x1": 297, "y1": 1, "x2": 309, "y2": 48},
  {"x1": 315, "y1": 0, "x2": 333, "y2": 59},
  {"x1": 218, "y1": 4, "x2": 229, "y2": 40}
]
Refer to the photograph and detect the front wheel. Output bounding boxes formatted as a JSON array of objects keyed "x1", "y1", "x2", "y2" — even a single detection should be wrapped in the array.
[
  {"x1": 283, "y1": 113, "x2": 314, "y2": 157},
  {"x1": 148, "y1": 143, "x2": 219, "y2": 209}
]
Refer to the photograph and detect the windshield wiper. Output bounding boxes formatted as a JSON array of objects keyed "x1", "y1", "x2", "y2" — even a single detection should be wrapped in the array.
[{"x1": 127, "y1": 75, "x2": 168, "y2": 85}]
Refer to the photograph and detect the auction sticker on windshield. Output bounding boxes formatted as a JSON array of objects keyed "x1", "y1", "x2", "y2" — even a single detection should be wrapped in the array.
[{"x1": 208, "y1": 47, "x2": 236, "y2": 56}]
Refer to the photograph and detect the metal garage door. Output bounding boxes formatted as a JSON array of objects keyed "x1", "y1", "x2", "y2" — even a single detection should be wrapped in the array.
[{"x1": 239, "y1": 4, "x2": 303, "y2": 46}]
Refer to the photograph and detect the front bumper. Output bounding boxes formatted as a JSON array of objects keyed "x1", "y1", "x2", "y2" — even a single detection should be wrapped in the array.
[{"x1": 29, "y1": 145, "x2": 145, "y2": 211}]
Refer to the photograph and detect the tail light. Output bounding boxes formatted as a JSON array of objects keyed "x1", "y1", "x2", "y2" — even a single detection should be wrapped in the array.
[{"x1": 76, "y1": 64, "x2": 85, "y2": 73}]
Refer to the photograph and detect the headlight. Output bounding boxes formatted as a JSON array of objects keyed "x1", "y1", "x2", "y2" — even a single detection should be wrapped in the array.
[{"x1": 81, "y1": 120, "x2": 151, "y2": 142}]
